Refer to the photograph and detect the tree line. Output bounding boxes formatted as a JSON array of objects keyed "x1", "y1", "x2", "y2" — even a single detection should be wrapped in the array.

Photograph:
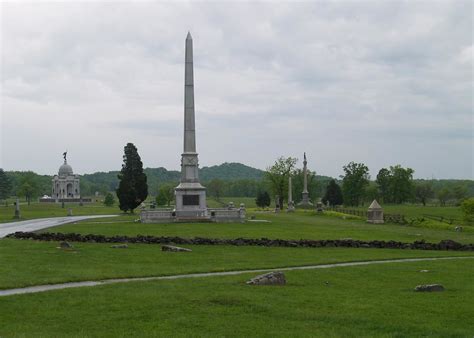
[
  {"x1": 261, "y1": 158, "x2": 473, "y2": 208},
  {"x1": 0, "y1": 154, "x2": 472, "y2": 209}
]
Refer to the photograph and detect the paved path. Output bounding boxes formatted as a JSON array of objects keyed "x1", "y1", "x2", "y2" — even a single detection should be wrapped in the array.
[
  {"x1": 1, "y1": 256, "x2": 472, "y2": 297},
  {"x1": 0, "y1": 215, "x2": 118, "y2": 238}
]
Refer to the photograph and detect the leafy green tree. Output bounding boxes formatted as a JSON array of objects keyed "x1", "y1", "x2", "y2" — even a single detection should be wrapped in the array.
[
  {"x1": 255, "y1": 190, "x2": 271, "y2": 208},
  {"x1": 265, "y1": 157, "x2": 298, "y2": 209},
  {"x1": 460, "y1": 198, "x2": 474, "y2": 225},
  {"x1": 17, "y1": 172, "x2": 40, "y2": 205},
  {"x1": 364, "y1": 182, "x2": 380, "y2": 203},
  {"x1": 116, "y1": 143, "x2": 148, "y2": 213},
  {"x1": 341, "y1": 162, "x2": 370, "y2": 206},
  {"x1": 375, "y1": 165, "x2": 414, "y2": 204},
  {"x1": 453, "y1": 185, "x2": 468, "y2": 204},
  {"x1": 0, "y1": 169, "x2": 12, "y2": 203},
  {"x1": 104, "y1": 193, "x2": 115, "y2": 206},
  {"x1": 437, "y1": 188, "x2": 451, "y2": 206},
  {"x1": 207, "y1": 179, "x2": 225, "y2": 201},
  {"x1": 376, "y1": 168, "x2": 391, "y2": 203},
  {"x1": 415, "y1": 181, "x2": 434, "y2": 206},
  {"x1": 389, "y1": 165, "x2": 414, "y2": 204},
  {"x1": 322, "y1": 179, "x2": 343, "y2": 206},
  {"x1": 156, "y1": 183, "x2": 174, "y2": 206}
]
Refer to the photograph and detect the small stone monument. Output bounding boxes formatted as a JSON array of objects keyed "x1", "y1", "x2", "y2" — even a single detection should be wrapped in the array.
[
  {"x1": 274, "y1": 195, "x2": 281, "y2": 213},
  {"x1": 67, "y1": 208, "x2": 73, "y2": 216},
  {"x1": 316, "y1": 199, "x2": 323, "y2": 213},
  {"x1": 367, "y1": 200, "x2": 384, "y2": 224},
  {"x1": 287, "y1": 177, "x2": 295, "y2": 212},
  {"x1": 14, "y1": 198, "x2": 21, "y2": 219}
]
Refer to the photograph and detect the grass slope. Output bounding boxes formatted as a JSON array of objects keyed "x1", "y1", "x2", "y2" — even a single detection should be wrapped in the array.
[
  {"x1": 0, "y1": 259, "x2": 472, "y2": 337},
  {"x1": 50, "y1": 212, "x2": 474, "y2": 244},
  {"x1": 3, "y1": 239, "x2": 473, "y2": 290}
]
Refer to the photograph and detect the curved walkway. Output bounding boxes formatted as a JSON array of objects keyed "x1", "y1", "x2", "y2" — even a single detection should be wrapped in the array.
[
  {"x1": 0, "y1": 215, "x2": 118, "y2": 238},
  {"x1": 1, "y1": 256, "x2": 472, "y2": 297}
]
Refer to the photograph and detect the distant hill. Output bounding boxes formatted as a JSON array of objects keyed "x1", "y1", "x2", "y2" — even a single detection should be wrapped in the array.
[
  {"x1": 200, "y1": 162, "x2": 264, "y2": 181},
  {"x1": 81, "y1": 162, "x2": 264, "y2": 195}
]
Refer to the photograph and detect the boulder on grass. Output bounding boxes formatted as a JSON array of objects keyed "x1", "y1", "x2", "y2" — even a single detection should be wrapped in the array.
[
  {"x1": 161, "y1": 245, "x2": 192, "y2": 252},
  {"x1": 414, "y1": 284, "x2": 444, "y2": 292},
  {"x1": 247, "y1": 272, "x2": 286, "y2": 285},
  {"x1": 111, "y1": 244, "x2": 128, "y2": 249},
  {"x1": 59, "y1": 241, "x2": 73, "y2": 249}
]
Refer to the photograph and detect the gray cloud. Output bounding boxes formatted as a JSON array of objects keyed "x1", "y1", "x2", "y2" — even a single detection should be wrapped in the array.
[{"x1": 1, "y1": 1, "x2": 472, "y2": 179}]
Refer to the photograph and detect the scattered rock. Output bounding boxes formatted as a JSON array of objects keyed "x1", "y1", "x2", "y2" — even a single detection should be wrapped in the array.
[
  {"x1": 247, "y1": 272, "x2": 286, "y2": 285},
  {"x1": 161, "y1": 245, "x2": 192, "y2": 252},
  {"x1": 414, "y1": 284, "x2": 444, "y2": 292},
  {"x1": 59, "y1": 241, "x2": 73, "y2": 249},
  {"x1": 111, "y1": 244, "x2": 128, "y2": 249}
]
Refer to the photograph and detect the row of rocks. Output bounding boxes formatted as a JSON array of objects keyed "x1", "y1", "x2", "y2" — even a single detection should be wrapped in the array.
[{"x1": 7, "y1": 232, "x2": 474, "y2": 251}]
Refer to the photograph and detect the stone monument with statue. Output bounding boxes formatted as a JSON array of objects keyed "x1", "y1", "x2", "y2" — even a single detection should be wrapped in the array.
[{"x1": 297, "y1": 152, "x2": 313, "y2": 208}]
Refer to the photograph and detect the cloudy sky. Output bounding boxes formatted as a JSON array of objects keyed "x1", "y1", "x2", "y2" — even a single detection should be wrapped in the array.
[{"x1": 1, "y1": 1, "x2": 472, "y2": 179}]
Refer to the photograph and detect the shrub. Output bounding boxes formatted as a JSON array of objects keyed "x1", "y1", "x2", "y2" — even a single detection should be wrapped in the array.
[{"x1": 461, "y1": 198, "x2": 474, "y2": 225}]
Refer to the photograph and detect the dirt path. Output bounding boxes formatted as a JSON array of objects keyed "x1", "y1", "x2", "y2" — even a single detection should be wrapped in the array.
[{"x1": 1, "y1": 256, "x2": 472, "y2": 297}]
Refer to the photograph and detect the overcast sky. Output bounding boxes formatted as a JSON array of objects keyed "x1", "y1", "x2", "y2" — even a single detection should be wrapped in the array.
[{"x1": 1, "y1": 1, "x2": 472, "y2": 179}]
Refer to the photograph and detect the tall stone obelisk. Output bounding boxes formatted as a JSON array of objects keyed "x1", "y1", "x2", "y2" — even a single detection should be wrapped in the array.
[
  {"x1": 175, "y1": 32, "x2": 208, "y2": 218},
  {"x1": 298, "y1": 152, "x2": 313, "y2": 208}
]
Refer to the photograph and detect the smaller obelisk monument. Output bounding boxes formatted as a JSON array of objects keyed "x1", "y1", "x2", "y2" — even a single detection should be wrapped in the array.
[
  {"x1": 287, "y1": 176, "x2": 295, "y2": 212},
  {"x1": 175, "y1": 32, "x2": 208, "y2": 218},
  {"x1": 298, "y1": 152, "x2": 313, "y2": 208}
]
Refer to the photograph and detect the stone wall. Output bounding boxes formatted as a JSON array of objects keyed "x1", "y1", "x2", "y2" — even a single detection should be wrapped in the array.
[{"x1": 7, "y1": 232, "x2": 473, "y2": 251}]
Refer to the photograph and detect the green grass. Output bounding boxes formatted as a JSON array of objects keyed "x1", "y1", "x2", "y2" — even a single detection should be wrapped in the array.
[
  {"x1": 352, "y1": 204, "x2": 464, "y2": 220},
  {"x1": 0, "y1": 259, "x2": 472, "y2": 337},
  {"x1": 1, "y1": 201, "x2": 474, "y2": 336},
  {"x1": 49, "y1": 211, "x2": 474, "y2": 244},
  {"x1": 0, "y1": 201, "x2": 122, "y2": 223},
  {"x1": 3, "y1": 238, "x2": 472, "y2": 290}
]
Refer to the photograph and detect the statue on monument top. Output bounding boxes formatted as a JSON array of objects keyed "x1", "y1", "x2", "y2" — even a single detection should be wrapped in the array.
[{"x1": 63, "y1": 151, "x2": 67, "y2": 162}]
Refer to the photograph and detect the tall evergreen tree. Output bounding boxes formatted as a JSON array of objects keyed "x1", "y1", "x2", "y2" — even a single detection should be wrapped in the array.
[
  {"x1": 255, "y1": 190, "x2": 271, "y2": 208},
  {"x1": 0, "y1": 169, "x2": 12, "y2": 202},
  {"x1": 116, "y1": 143, "x2": 148, "y2": 213},
  {"x1": 322, "y1": 179, "x2": 343, "y2": 206}
]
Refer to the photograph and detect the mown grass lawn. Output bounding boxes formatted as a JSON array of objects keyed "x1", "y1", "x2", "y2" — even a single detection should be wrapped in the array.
[
  {"x1": 352, "y1": 204, "x2": 464, "y2": 220},
  {"x1": 3, "y1": 238, "x2": 473, "y2": 290},
  {"x1": 0, "y1": 259, "x2": 472, "y2": 337},
  {"x1": 49, "y1": 211, "x2": 474, "y2": 244}
]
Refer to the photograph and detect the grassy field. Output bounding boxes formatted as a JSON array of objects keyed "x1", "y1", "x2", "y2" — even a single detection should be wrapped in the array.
[
  {"x1": 2, "y1": 238, "x2": 472, "y2": 290},
  {"x1": 1, "y1": 201, "x2": 473, "y2": 336},
  {"x1": 49, "y1": 211, "x2": 474, "y2": 244},
  {"x1": 352, "y1": 204, "x2": 464, "y2": 220},
  {"x1": 0, "y1": 259, "x2": 472, "y2": 337}
]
